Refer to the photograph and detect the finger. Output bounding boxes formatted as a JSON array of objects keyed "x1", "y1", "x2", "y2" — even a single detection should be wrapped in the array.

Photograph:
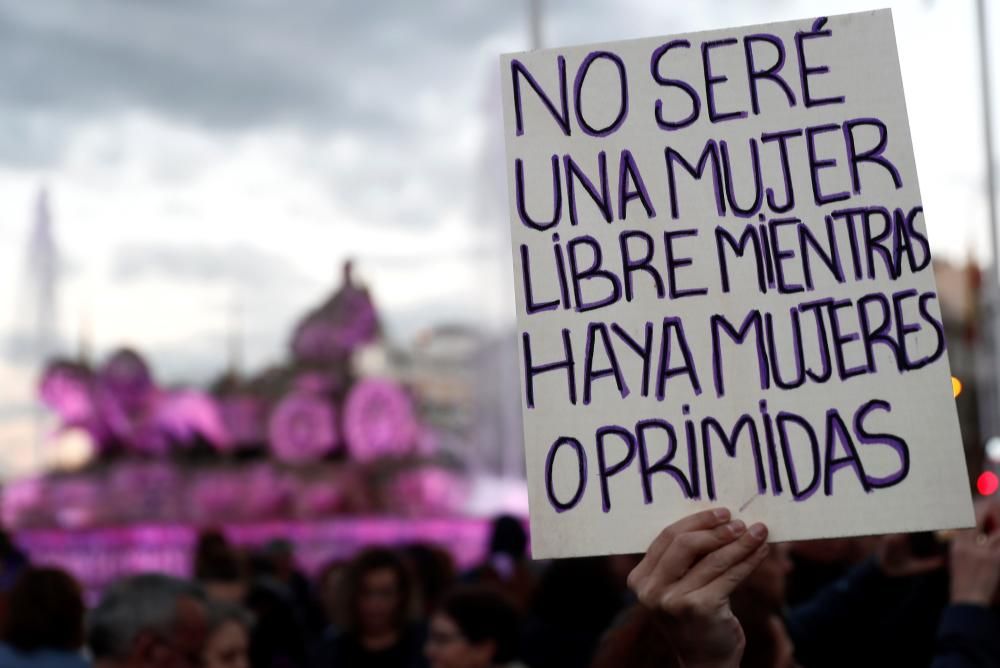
[
  {"x1": 650, "y1": 519, "x2": 747, "y2": 585},
  {"x1": 699, "y1": 541, "x2": 771, "y2": 600},
  {"x1": 629, "y1": 508, "x2": 731, "y2": 587},
  {"x1": 670, "y1": 522, "x2": 769, "y2": 597}
]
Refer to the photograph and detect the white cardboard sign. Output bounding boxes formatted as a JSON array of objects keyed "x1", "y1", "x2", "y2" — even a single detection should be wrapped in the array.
[{"x1": 500, "y1": 10, "x2": 974, "y2": 558}]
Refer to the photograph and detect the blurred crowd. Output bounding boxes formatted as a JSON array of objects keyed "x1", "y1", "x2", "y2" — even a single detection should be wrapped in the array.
[{"x1": 0, "y1": 503, "x2": 998, "y2": 668}]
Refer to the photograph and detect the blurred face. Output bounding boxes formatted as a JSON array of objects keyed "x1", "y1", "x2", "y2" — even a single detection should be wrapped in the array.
[
  {"x1": 359, "y1": 567, "x2": 401, "y2": 635},
  {"x1": 425, "y1": 613, "x2": 494, "y2": 668},
  {"x1": 203, "y1": 621, "x2": 250, "y2": 668}
]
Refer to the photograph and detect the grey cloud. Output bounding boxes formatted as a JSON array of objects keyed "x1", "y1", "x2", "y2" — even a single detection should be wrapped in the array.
[
  {"x1": 383, "y1": 296, "x2": 486, "y2": 343},
  {"x1": 0, "y1": 330, "x2": 71, "y2": 366},
  {"x1": 109, "y1": 241, "x2": 335, "y2": 374},
  {"x1": 111, "y1": 241, "x2": 313, "y2": 288},
  {"x1": 0, "y1": 0, "x2": 523, "y2": 133}
]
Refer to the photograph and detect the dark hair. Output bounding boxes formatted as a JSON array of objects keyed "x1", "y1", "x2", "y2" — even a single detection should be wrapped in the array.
[
  {"x1": 402, "y1": 543, "x2": 456, "y2": 616},
  {"x1": 3, "y1": 567, "x2": 85, "y2": 652},
  {"x1": 531, "y1": 556, "x2": 621, "y2": 630},
  {"x1": 87, "y1": 574, "x2": 205, "y2": 660},
  {"x1": 194, "y1": 529, "x2": 242, "y2": 582},
  {"x1": 339, "y1": 548, "x2": 412, "y2": 632},
  {"x1": 206, "y1": 599, "x2": 253, "y2": 634},
  {"x1": 439, "y1": 587, "x2": 520, "y2": 663},
  {"x1": 489, "y1": 515, "x2": 527, "y2": 559},
  {"x1": 245, "y1": 578, "x2": 306, "y2": 668}
]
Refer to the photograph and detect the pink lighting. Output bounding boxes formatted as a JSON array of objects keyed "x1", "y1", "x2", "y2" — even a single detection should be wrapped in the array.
[
  {"x1": 149, "y1": 390, "x2": 230, "y2": 451},
  {"x1": 18, "y1": 517, "x2": 498, "y2": 602},
  {"x1": 268, "y1": 391, "x2": 339, "y2": 463},
  {"x1": 344, "y1": 378, "x2": 418, "y2": 461}
]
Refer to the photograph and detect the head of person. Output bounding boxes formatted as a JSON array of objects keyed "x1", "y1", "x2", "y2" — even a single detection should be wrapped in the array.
[
  {"x1": 87, "y1": 573, "x2": 208, "y2": 668},
  {"x1": 195, "y1": 548, "x2": 247, "y2": 607},
  {"x1": 202, "y1": 601, "x2": 251, "y2": 668},
  {"x1": 339, "y1": 548, "x2": 412, "y2": 638},
  {"x1": 402, "y1": 543, "x2": 456, "y2": 617},
  {"x1": 488, "y1": 516, "x2": 527, "y2": 562},
  {"x1": 262, "y1": 539, "x2": 295, "y2": 581},
  {"x1": 193, "y1": 530, "x2": 230, "y2": 576},
  {"x1": 425, "y1": 587, "x2": 519, "y2": 668},
  {"x1": 243, "y1": 578, "x2": 306, "y2": 668},
  {"x1": 2, "y1": 567, "x2": 84, "y2": 653}
]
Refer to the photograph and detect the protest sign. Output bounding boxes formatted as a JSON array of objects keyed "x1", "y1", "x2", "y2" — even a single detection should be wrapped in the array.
[{"x1": 500, "y1": 10, "x2": 975, "y2": 558}]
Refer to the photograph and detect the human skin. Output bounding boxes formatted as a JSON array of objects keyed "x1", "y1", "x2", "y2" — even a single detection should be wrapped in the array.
[{"x1": 626, "y1": 508, "x2": 769, "y2": 668}]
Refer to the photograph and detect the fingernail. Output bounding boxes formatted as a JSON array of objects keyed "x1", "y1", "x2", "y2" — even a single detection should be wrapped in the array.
[
  {"x1": 713, "y1": 508, "x2": 731, "y2": 521},
  {"x1": 728, "y1": 520, "x2": 746, "y2": 535},
  {"x1": 749, "y1": 523, "x2": 768, "y2": 540}
]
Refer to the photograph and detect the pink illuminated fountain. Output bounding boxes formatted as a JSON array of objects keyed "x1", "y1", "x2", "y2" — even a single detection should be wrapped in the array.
[
  {"x1": 14, "y1": 257, "x2": 492, "y2": 599},
  {"x1": 344, "y1": 378, "x2": 419, "y2": 462},
  {"x1": 268, "y1": 390, "x2": 339, "y2": 463}
]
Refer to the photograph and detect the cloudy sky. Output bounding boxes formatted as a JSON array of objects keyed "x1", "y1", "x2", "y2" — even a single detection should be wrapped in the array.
[{"x1": 0, "y1": 0, "x2": 994, "y2": 478}]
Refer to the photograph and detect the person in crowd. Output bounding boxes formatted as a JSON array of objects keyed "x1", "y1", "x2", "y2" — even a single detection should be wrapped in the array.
[
  {"x1": 0, "y1": 567, "x2": 88, "y2": 668},
  {"x1": 0, "y1": 529, "x2": 29, "y2": 630},
  {"x1": 785, "y1": 495, "x2": 1000, "y2": 667},
  {"x1": 194, "y1": 530, "x2": 248, "y2": 606},
  {"x1": 520, "y1": 556, "x2": 626, "y2": 668},
  {"x1": 623, "y1": 503, "x2": 1000, "y2": 668},
  {"x1": 424, "y1": 587, "x2": 523, "y2": 668},
  {"x1": 0, "y1": 530, "x2": 28, "y2": 592},
  {"x1": 203, "y1": 600, "x2": 252, "y2": 668},
  {"x1": 784, "y1": 537, "x2": 875, "y2": 606},
  {"x1": 244, "y1": 576, "x2": 309, "y2": 668},
  {"x1": 316, "y1": 559, "x2": 348, "y2": 631},
  {"x1": 261, "y1": 539, "x2": 325, "y2": 639},
  {"x1": 402, "y1": 544, "x2": 456, "y2": 620},
  {"x1": 589, "y1": 606, "x2": 681, "y2": 668},
  {"x1": 87, "y1": 573, "x2": 208, "y2": 668},
  {"x1": 619, "y1": 508, "x2": 770, "y2": 668},
  {"x1": 194, "y1": 530, "x2": 232, "y2": 579},
  {"x1": 464, "y1": 517, "x2": 534, "y2": 613},
  {"x1": 311, "y1": 547, "x2": 427, "y2": 668},
  {"x1": 932, "y1": 523, "x2": 1000, "y2": 667},
  {"x1": 592, "y1": 542, "x2": 794, "y2": 668}
]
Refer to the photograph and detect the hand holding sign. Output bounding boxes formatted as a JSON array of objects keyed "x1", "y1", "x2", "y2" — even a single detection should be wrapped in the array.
[
  {"x1": 501, "y1": 10, "x2": 974, "y2": 558},
  {"x1": 627, "y1": 508, "x2": 769, "y2": 668}
]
